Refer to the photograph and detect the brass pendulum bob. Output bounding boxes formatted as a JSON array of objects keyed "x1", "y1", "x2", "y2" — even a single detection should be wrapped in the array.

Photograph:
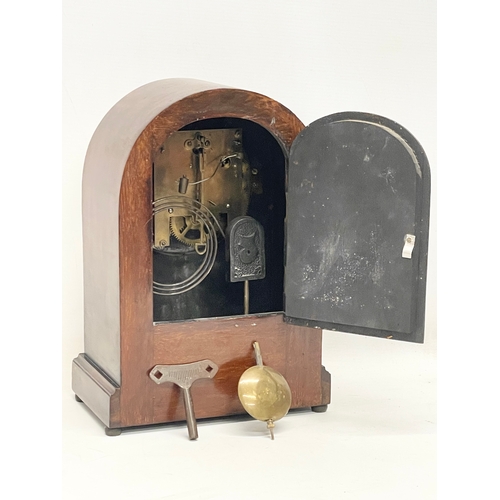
[{"x1": 237, "y1": 341, "x2": 292, "y2": 439}]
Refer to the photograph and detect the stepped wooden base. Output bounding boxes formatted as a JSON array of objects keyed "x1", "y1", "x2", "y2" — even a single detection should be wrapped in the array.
[{"x1": 72, "y1": 314, "x2": 331, "y2": 434}]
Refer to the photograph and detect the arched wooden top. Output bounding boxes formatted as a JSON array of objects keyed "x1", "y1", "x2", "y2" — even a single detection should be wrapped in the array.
[{"x1": 83, "y1": 79, "x2": 303, "y2": 205}]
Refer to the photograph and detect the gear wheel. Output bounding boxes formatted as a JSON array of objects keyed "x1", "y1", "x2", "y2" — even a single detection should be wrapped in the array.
[
  {"x1": 153, "y1": 197, "x2": 220, "y2": 296},
  {"x1": 170, "y1": 215, "x2": 208, "y2": 254}
]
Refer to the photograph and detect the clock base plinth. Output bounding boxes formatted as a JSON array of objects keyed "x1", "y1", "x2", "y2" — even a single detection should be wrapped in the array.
[{"x1": 73, "y1": 315, "x2": 331, "y2": 435}]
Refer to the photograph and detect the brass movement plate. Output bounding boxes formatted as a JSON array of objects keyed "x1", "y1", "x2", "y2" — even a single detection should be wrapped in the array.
[{"x1": 153, "y1": 129, "x2": 251, "y2": 250}]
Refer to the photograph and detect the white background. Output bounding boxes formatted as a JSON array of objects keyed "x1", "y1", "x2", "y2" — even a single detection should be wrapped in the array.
[
  {"x1": 63, "y1": 1, "x2": 438, "y2": 499},
  {"x1": 4, "y1": 0, "x2": 500, "y2": 498}
]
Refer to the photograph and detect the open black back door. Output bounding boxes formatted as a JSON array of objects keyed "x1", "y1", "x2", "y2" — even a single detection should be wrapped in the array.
[{"x1": 284, "y1": 112, "x2": 430, "y2": 342}]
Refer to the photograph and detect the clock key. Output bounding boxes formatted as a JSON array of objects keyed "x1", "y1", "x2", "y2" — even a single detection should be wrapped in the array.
[{"x1": 149, "y1": 360, "x2": 219, "y2": 440}]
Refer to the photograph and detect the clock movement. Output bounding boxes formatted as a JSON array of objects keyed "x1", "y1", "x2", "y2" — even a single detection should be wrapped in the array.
[{"x1": 72, "y1": 78, "x2": 430, "y2": 437}]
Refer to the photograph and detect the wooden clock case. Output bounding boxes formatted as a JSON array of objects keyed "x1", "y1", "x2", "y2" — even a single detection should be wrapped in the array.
[
  {"x1": 72, "y1": 78, "x2": 430, "y2": 435},
  {"x1": 72, "y1": 79, "x2": 329, "y2": 434}
]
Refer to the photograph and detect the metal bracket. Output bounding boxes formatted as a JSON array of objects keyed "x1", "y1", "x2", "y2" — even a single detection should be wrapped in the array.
[{"x1": 402, "y1": 234, "x2": 416, "y2": 259}]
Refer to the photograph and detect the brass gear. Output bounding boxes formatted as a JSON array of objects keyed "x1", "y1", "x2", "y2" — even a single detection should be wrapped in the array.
[{"x1": 170, "y1": 215, "x2": 208, "y2": 253}]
